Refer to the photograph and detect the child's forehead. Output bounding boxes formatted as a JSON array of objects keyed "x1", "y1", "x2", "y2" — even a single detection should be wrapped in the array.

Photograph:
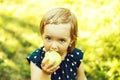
[
  {"x1": 44, "y1": 23, "x2": 71, "y2": 30},
  {"x1": 43, "y1": 24, "x2": 71, "y2": 38}
]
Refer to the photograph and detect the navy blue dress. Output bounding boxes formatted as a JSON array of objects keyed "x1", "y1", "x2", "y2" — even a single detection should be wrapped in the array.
[{"x1": 27, "y1": 46, "x2": 84, "y2": 80}]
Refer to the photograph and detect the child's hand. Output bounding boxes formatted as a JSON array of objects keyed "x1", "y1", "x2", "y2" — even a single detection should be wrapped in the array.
[{"x1": 41, "y1": 58, "x2": 60, "y2": 75}]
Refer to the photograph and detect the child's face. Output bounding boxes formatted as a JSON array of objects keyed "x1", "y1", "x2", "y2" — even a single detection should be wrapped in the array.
[{"x1": 42, "y1": 23, "x2": 72, "y2": 56}]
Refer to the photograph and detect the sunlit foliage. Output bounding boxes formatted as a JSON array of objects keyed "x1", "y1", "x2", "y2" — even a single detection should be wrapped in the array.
[{"x1": 0, "y1": 0, "x2": 120, "y2": 80}]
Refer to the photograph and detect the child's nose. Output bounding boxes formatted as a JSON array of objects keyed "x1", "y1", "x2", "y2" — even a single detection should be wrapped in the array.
[{"x1": 50, "y1": 42, "x2": 58, "y2": 51}]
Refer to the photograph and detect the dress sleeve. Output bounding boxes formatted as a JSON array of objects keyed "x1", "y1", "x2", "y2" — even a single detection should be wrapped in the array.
[
  {"x1": 26, "y1": 48, "x2": 45, "y2": 69},
  {"x1": 72, "y1": 48, "x2": 84, "y2": 68}
]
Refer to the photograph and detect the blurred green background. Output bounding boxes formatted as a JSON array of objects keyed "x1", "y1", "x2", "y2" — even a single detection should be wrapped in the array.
[{"x1": 0, "y1": 0, "x2": 120, "y2": 80}]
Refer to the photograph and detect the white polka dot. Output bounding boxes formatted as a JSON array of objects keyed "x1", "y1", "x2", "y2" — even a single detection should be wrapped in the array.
[
  {"x1": 67, "y1": 75, "x2": 69, "y2": 78},
  {"x1": 42, "y1": 51, "x2": 44, "y2": 53},
  {"x1": 71, "y1": 54, "x2": 74, "y2": 57},
  {"x1": 27, "y1": 56, "x2": 30, "y2": 59},
  {"x1": 58, "y1": 76, "x2": 61, "y2": 80},
  {"x1": 77, "y1": 52, "x2": 79, "y2": 55},
  {"x1": 41, "y1": 56, "x2": 43, "y2": 59},
  {"x1": 74, "y1": 73, "x2": 76, "y2": 76},
  {"x1": 74, "y1": 62, "x2": 76, "y2": 64},
  {"x1": 62, "y1": 70, "x2": 64, "y2": 74},
  {"x1": 72, "y1": 63, "x2": 74, "y2": 66},
  {"x1": 36, "y1": 50, "x2": 39, "y2": 52},
  {"x1": 67, "y1": 58, "x2": 69, "y2": 61},
  {"x1": 53, "y1": 72, "x2": 56, "y2": 75},
  {"x1": 70, "y1": 68, "x2": 73, "y2": 72},
  {"x1": 81, "y1": 50, "x2": 84, "y2": 53},
  {"x1": 34, "y1": 56, "x2": 37, "y2": 59},
  {"x1": 65, "y1": 64, "x2": 68, "y2": 67},
  {"x1": 80, "y1": 59, "x2": 82, "y2": 62}
]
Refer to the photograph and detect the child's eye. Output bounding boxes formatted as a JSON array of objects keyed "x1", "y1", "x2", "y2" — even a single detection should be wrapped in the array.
[
  {"x1": 59, "y1": 39, "x2": 66, "y2": 43},
  {"x1": 45, "y1": 36, "x2": 51, "y2": 40}
]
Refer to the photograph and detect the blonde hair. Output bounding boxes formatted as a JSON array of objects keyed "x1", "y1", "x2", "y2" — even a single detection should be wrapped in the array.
[{"x1": 40, "y1": 7, "x2": 78, "y2": 52}]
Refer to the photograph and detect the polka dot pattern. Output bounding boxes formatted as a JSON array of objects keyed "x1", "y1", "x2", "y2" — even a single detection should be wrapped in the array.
[{"x1": 27, "y1": 46, "x2": 84, "y2": 80}]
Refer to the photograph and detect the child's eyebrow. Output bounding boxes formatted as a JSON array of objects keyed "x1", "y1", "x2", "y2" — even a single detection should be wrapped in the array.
[
  {"x1": 45, "y1": 34, "x2": 68, "y2": 39},
  {"x1": 59, "y1": 37, "x2": 66, "y2": 39},
  {"x1": 45, "y1": 35, "x2": 51, "y2": 37}
]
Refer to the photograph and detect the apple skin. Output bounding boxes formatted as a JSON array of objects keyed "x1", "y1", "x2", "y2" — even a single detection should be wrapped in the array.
[{"x1": 44, "y1": 50, "x2": 62, "y2": 65}]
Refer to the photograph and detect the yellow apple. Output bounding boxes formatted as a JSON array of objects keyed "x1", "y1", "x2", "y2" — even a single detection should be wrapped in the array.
[{"x1": 44, "y1": 50, "x2": 62, "y2": 65}]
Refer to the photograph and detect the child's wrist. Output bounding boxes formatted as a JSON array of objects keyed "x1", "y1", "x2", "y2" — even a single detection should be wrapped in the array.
[
  {"x1": 40, "y1": 70, "x2": 51, "y2": 80},
  {"x1": 41, "y1": 70, "x2": 52, "y2": 76}
]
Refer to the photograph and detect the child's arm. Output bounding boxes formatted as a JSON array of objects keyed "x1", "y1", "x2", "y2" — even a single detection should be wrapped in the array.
[
  {"x1": 30, "y1": 61, "x2": 51, "y2": 80},
  {"x1": 77, "y1": 63, "x2": 87, "y2": 80}
]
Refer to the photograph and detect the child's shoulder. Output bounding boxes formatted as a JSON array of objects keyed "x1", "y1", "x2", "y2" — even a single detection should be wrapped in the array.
[
  {"x1": 72, "y1": 48, "x2": 84, "y2": 56},
  {"x1": 66, "y1": 48, "x2": 84, "y2": 68},
  {"x1": 26, "y1": 46, "x2": 45, "y2": 68},
  {"x1": 70, "y1": 48, "x2": 84, "y2": 61},
  {"x1": 28, "y1": 46, "x2": 45, "y2": 59},
  {"x1": 31, "y1": 47, "x2": 44, "y2": 54}
]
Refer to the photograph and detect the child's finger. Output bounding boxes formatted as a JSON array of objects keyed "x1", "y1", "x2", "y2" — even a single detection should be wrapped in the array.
[
  {"x1": 41, "y1": 58, "x2": 49, "y2": 67},
  {"x1": 48, "y1": 63, "x2": 60, "y2": 72}
]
